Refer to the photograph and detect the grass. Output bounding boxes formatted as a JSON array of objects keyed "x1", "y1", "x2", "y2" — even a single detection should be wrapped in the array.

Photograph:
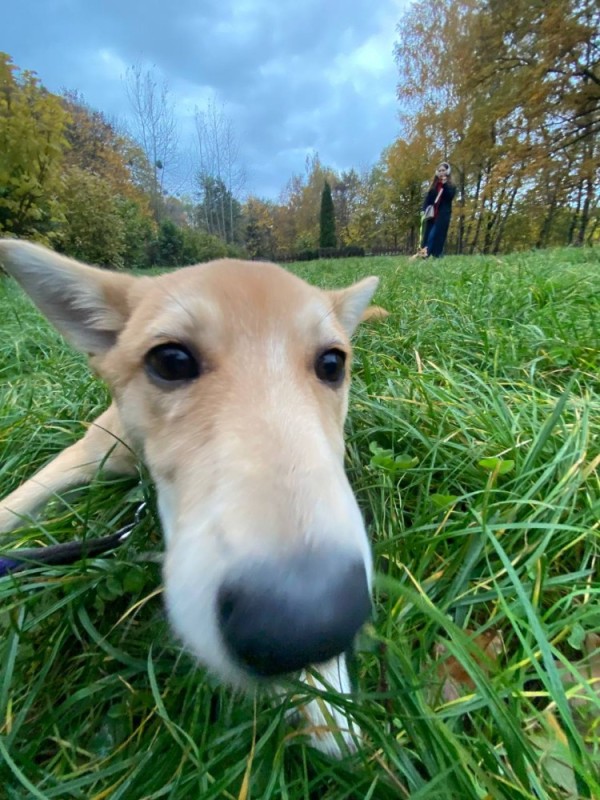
[{"x1": 1, "y1": 246, "x2": 599, "y2": 799}]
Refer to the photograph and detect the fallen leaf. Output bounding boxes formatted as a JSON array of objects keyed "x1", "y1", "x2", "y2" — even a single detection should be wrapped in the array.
[{"x1": 433, "y1": 629, "x2": 503, "y2": 702}]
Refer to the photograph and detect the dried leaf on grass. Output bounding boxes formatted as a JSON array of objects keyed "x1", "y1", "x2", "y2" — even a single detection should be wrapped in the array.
[{"x1": 433, "y1": 630, "x2": 503, "y2": 703}]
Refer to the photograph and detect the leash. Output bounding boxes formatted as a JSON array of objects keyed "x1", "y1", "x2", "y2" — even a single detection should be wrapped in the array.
[{"x1": 0, "y1": 501, "x2": 147, "y2": 578}]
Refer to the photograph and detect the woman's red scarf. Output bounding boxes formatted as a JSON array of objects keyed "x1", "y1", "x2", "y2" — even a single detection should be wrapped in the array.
[{"x1": 433, "y1": 181, "x2": 444, "y2": 218}]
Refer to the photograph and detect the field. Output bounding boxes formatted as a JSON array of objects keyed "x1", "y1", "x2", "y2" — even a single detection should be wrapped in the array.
[{"x1": 1, "y1": 247, "x2": 599, "y2": 799}]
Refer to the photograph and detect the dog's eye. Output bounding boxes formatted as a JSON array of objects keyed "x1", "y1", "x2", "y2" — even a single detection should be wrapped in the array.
[
  {"x1": 145, "y1": 343, "x2": 200, "y2": 383},
  {"x1": 315, "y1": 349, "x2": 346, "y2": 385}
]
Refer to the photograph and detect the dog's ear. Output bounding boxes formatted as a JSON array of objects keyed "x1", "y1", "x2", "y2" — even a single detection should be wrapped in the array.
[
  {"x1": 0, "y1": 240, "x2": 136, "y2": 355},
  {"x1": 329, "y1": 276, "x2": 380, "y2": 337}
]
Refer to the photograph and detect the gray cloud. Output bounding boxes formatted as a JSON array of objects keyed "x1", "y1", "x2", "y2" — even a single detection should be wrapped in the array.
[{"x1": 2, "y1": 0, "x2": 407, "y2": 198}]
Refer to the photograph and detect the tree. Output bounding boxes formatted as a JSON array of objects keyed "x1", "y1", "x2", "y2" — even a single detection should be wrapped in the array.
[
  {"x1": 62, "y1": 91, "x2": 155, "y2": 199},
  {"x1": 0, "y1": 53, "x2": 163, "y2": 264},
  {"x1": 150, "y1": 219, "x2": 184, "y2": 266},
  {"x1": 195, "y1": 175, "x2": 243, "y2": 244},
  {"x1": 60, "y1": 91, "x2": 157, "y2": 265},
  {"x1": 468, "y1": 0, "x2": 599, "y2": 248},
  {"x1": 58, "y1": 167, "x2": 126, "y2": 267},
  {"x1": 147, "y1": 219, "x2": 234, "y2": 267},
  {"x1": 331, "y1": 170, "x2": 364, "y2": 246},
  {"x1": 194, "y1": 98, "x2": 245, "y2": 244},
  {"x1": 181, "y1": 227, "x2": 228, "y2": 264},
  {"x1": 0, "y1": 53, "x2": 70, "y2": 241},
  {"x1": 392, "y1": 0, "x2": 599, "y2": 253},
  {"x1": 371, "y1": 138, "x2": 432, "y2": 251},
  {"x1": 274, "y1": 154, "x2": 339, "y2": 252},
  {"x1": 319, "y1": 181, "x2": 336, "y2": 248},
  {"x1": 125, "y1": 64, "x2": 179, "y2": 220},
  {"x1": 243, "y1": 196, "x2": 276, "y2": 259},
  {"x1": 118, "y1": 197, "x2": 157, "y2": 269}
]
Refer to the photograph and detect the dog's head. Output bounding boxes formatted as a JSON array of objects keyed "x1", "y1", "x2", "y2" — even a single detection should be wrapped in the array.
[{"x1": 1, "y1": 240, "x2": 379, "y2": 685}]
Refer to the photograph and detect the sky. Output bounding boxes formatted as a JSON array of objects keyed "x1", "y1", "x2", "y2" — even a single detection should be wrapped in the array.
[{"x1": 3, "y1": 0, "x2": 410, "y2": 200}]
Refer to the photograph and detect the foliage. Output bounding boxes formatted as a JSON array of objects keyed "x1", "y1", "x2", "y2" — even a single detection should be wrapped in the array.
[
  {"x1": 195, "y1": 175, "x2": 243, "y2": 245},
  {"x1": 195, "y1": 97, "x2": 245, "y2": 245},
  {"x1": 249, "y1": 153, "x2": 432, "y2": 257},
  {"x1": 319, "y1": 180, "x2": 337, "y2": 248},
  {"x1": 0, "y1": 56, "x2": 160, "y2": 265},
  {"x1": 2, "y1": 12, "x2": 599, "y2": 265},
  {"x1": 1, "y1": 247, "x2": 599, "y2": 798},
  {"x1": 274, "y1": 154, "x2": 339, "y2": 253},
  {"x1": 244, "y1": 195, "x2": 277, "y2": 259},
  {"x1": 181, "y1": 226, "x2": 230, "y2": 264},
  {"x1": 61, "y1": 90, "x2": 152, "y2": 205},
  {"x1": 59, "y1": 92, "x2": 158, "y2": 268},
  {"x1": 0, "y1": 53, "x2": 70, "y2": 242},
  {"x1": 392, "y1": 0, "x2": 600, "y2": 254},
  {"x1": 281, "y1": 245, "x2": 366, "y2": 262},
  {"x1": 58, "y1": 167, "x2": 128, "y2": 267},
  {"x1": 331, "y1": 169, "x2": 364, "y2": 246},
  {"x1": 118, "y1": 197, "x2": 157, "y2": 270},
  {"x1": 124, "y1": 64, "x2": 179, "y2": 220},
  {"x1": 149, "y1": 218, "x2": 184, "y2": 266},
  {"x1": 148, "y1": 218, "x2": 232, "y2": 267},
  {"x1": 378, "y1": 138, "x2": 431, "y2": 251}
]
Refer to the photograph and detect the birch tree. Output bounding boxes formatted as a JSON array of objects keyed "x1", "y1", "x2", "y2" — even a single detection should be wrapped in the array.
[
  {"x1": 194, "y1": 98, "x2": 245, "y2": 244},
  {"x1": 125, "y1": 64, "x2": 178, "y2": 220}
]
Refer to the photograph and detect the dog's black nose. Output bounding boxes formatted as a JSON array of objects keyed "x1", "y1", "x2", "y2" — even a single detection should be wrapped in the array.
[{"x1": 217, "y1": 552, "x2": 371, "y2": 677}]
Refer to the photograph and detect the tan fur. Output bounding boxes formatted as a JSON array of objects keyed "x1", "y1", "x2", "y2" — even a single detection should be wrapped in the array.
[
  {"x1": 0, "y1": 240, "x2": 382, "y2": 756},
  {"x1": 0, "y1": 404, "x2": 135, "y2": 532},
  {"x1": 361, "y1": 305, "x2": 389, "y2": 322}
]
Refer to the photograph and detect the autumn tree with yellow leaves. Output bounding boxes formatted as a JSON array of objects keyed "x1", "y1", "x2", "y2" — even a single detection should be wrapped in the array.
[
  {"x1": 391, "y1": 0, "x2": 599, "y2": 254},
  {"x1": 2, "y1": 0, "x2": 598, "y2": 265},
  {"x1": 0, "y1": 54, "x2": 70, "y2": 242}
]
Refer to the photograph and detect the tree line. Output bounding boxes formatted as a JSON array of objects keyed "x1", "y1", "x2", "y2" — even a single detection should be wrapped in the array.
[
  {"x1": 0, "y1": 0, "x2": 597, "y2": 268},
  {"x1": 225, "y1": 0, "x2": 599, "y2": 259},
  {"x1": 0, "y1": 54, "x2": 247, "y2": 269},
  {"x1": 389, "y1": 0, "x2": 599, "y2": 255}
]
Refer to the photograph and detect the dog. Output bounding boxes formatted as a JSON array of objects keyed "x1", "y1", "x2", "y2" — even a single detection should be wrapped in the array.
[
  {"x1": 0, "y1": 239, "x2": 384, "y2": 756},
  {"x1": 409, "y1": 246, "x2": 429, "y2": 261}
]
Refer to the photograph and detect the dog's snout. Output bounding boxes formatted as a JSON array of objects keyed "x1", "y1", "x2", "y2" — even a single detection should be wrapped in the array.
[{"x1": 217, "y1": 552, "x2": 371, "y2": 677}]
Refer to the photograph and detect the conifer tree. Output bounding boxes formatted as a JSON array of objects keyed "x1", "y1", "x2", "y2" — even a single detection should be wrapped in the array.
[{"x1": 319, "y1": 180, "x2": 336, "y2": 248}]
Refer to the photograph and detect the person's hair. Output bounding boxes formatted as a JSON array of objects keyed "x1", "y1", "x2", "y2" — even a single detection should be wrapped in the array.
[{"x1": 429, "y1": 161, "x2": 454, "y2": 189}]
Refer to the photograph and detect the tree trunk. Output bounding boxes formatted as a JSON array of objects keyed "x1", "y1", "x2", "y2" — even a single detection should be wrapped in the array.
[
  {"x1": 567, "y1": 179, "x2": 584, "y2": 245},
  {"x1": 493, "y1": 185, "x2": 518, "y2": 254},
  {"x1": 464, "y1": 170, "x2": 482, "y2": 253},
  {"x1": 537, "y1": 190, "x2": 557, "y2": 249},
  {"x1": 576, "y1": 173, "x2": 594, "y2": 246},
  {"x1": 457, "y1": 165, "x2": 466, "y2": 255}
]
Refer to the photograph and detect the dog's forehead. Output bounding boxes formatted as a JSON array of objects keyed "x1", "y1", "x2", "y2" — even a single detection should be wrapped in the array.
[{"x1": 133, "y1": 260, "x2": 340, "y2": 343}]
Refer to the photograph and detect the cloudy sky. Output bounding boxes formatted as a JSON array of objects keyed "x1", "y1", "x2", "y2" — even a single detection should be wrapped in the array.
[{"x1": 3, "y1": 0, "x2": 410, "y2": 200}]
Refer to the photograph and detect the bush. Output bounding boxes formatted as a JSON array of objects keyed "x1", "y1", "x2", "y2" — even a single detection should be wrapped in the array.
[
  {"x1": 295, "y1": 249, "x2": 320, "y2": 261},
  {"x1": 118, "y1": 199, "x2": 156, "y2": 270},
  {"x1": 224, "y1": 243, "x2": 248, "y2": 260},
  {"x1": 149, "y1": 219, "x2": 184, "y2": 267},
  {"x1": 59, "y1": 167, "x2": 126, "y2": 268},
  {"x1": 273, "y1": 246, "x2": 366, "y2": 263},
  {"x1": 181, "y1": 228, "x2": 228, "y2": 264},
  {"x1": 326, "y1": 246, "x2": 366, "y2": 258},
  {"x1": 342, "y1": 245, "x2": 366, "y2": 257},
  {"x1": 148, "y1": 224, "x2": 237, "y2": 268}
]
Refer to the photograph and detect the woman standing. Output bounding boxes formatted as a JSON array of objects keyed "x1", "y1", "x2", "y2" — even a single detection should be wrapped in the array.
[{"x1": 419, "y1": 162, "x2": 456, "y2": 258}]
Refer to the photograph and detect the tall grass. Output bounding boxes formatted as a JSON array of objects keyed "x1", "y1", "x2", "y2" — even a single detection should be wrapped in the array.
[{"x1": 1, "y1": 247, "x2": 599, "y2": 799}]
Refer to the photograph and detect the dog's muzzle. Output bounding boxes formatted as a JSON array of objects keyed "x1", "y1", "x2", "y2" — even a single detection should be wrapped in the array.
[{"x1": 216, "y1": 550, "x2": 371, "y2": 677}]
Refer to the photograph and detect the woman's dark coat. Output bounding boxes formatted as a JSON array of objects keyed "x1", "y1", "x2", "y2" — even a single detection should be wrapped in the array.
[{"x1": 422, "y1": 182, "x2": 456, "y2": 257}]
